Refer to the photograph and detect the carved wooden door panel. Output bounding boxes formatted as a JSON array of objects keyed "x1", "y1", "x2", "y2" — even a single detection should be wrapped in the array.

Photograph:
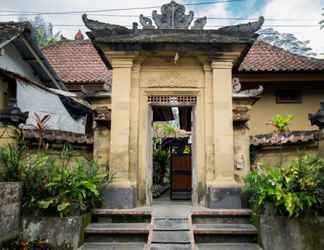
[{"x1": 170, "y1": 153, "x2": 192, "y2": 200}]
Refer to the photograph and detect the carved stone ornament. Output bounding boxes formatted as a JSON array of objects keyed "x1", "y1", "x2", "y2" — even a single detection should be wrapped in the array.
[
  {"x1": 309, "y1": 101, "x2": 324, "y2": 129},
  {"x1": 218, "y1": 16, "x2": 265, "y2": 35},
  {"x1": 140, "y1": 1, "x2": 207, "y2": 30},
  {"x1": 141, "y1": 72, "x2": 201, "y2": 88},
  {"x1": 232, "y1": 77, "x2": 263, "y2": 97}
]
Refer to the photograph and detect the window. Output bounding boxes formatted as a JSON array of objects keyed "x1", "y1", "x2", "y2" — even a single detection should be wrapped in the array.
[{"x1": 276, "y1": 89, "x2": 302, "y2": 104}]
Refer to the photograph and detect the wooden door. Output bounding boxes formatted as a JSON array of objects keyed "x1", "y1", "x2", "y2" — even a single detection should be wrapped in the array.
[{"x1": 170, "y1": 153, "x2": 192, "y2": 200}]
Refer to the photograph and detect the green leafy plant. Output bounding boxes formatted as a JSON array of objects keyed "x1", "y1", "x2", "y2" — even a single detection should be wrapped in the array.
[
  {"x1": 0, "y1": 128, "x2": 26, "y2": 181},
  {"x1": 153, "y1": 147, "x2": 169, "y2": 185},
  {"x1": 0, "y1": 130, "x2": 111, "y2": 217},
  {"x1": 268, "y1": 114, "x2": 294, "y2": 133},
  {"x1": 243, "y1": 154, "x2": 324, "y2": 217},
  {"x1": 37, "y1": 160, "x2": 109, "y2": 217}
]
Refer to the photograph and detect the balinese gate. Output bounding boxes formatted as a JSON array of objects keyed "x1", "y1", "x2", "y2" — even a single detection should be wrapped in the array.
[{"x1": 83, "y1": 0, "x2": 264, "y2": 208}]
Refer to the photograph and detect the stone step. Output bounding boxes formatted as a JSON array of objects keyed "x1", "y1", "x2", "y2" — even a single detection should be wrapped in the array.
[
  {"x1": 193, "y1": 223, "x2": 258, "y2": 244},
  {"x1": 191, "y1": 209, "x2": 252, "y2": 225},
  {"x1": 150, "y1": 243, "x2": 192, "y2": 250},
  {"x1": 79, "y1": 242, "x2": 146, "y2": 250},
  {"x1": 84, "y1": 223, "x2": 150, "y2": 243},
  {"x1": 154, "y1": 218, "x2": 189, "y2": 231},
  {"x1": 92, "y1": 209, "x2": 152, "y2": 223},
  {"x1": 151, "y1": 231, "x2": 191, "y2": 244},
  {"x1": 196, "y1": 243, "x2": 263, "y2": 250}
]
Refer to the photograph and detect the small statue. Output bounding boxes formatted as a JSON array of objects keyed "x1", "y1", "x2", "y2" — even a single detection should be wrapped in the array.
[
  {"x1": 191, "y1": 16, "x2": 207, "y2": 30},
  {"x1": 139, "y1": 14, "x2": 155, "y2": 29}
]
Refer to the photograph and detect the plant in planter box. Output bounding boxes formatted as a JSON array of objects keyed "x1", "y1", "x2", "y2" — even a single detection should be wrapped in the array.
[
  {"x1": 267, "y1": 114, "x2": 294, "y2": 133},
  {"x1": 244, "y1": 154, "x2": 324, "y2": 217}
]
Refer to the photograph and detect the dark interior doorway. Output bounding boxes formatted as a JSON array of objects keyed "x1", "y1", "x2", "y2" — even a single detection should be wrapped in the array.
[{"x1": 151, "y1": 105, "x2": 193, "y2": 202}]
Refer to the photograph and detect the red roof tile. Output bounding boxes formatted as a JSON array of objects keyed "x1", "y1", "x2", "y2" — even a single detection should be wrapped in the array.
[
  {"x1": 239, "y1": 41, "x2": 324, "y2": 72},
  {"x1": 42, "y1": 40, "x2": 111, "y2": 85}
]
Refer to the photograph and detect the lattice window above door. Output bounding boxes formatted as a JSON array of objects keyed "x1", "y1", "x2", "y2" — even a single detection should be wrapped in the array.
[{"x1": 148, "y1": 95, "x2": 197, "y2": 105}]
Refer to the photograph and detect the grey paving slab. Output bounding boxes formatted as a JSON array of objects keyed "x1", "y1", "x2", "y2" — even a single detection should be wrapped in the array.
[
  {"x1": 152, "y1": 231, "x2": 191, "y2": 244},
  {"x1": 196, "y1": 243, "x2": 263, "y2": 250},
  {"x1": 154, "y1": 218, "x2": 189, "y2": 231},
  {"x1": 79, "y1": 242, "x2": 146, "y2": 250},
  {"x1": 150, "y1": 243, "x2": 192, "y2": 250}
]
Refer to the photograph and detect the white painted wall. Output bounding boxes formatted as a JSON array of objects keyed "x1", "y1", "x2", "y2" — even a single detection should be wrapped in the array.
[
  {"x1": 17, "y1": 80, "x2": 86, "y2": 134},
  {"x1": 0, "y1": 44, "x2": 39, "y2": 82}
]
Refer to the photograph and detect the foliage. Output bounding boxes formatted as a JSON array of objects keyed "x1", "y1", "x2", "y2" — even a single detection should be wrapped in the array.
[
  {"x1": 243, "y1": 154, "x2": 324, "y2": 217},
  {"x1": 258, "y1": 28, "x2": 316, "y2": 57},
  {"x1": 19, "y1": 15, "x2": 60, "y2": 48},
  {"x1": 30, "y1": 113, "x2": 51, "y2": 149},
  {"x1": 268, "y1": 114, "x2": 294, "y2": 133},
  {"x1": 153, "y1": 122, "x2": 177, "y2": 141},
  {"x1": 153, "y1": 147, "x2": 169, "y2": 185},
  {"x1": 0, "y1": 128, "x2": 25, "y2": 181},
  {"x1": 0, "y1": 130, "x2": 110, "y2": 217},
  {"x1": 37, "y1": 160, "x2": 109, "y2": 217}
]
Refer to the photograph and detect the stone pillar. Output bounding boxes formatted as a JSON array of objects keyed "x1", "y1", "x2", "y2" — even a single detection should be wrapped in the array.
[
  {"x1": 207, "y1": 61, "x2": 240, "y2": 208},
  {"x1": 102, "y1": 55, "x2": 136, "y2": 208}
]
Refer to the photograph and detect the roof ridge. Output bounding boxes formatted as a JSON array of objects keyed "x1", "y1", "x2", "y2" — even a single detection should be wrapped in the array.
[
  {"x1": 42, "y1": 39, "x2": 91, "y2": 51},
  {"x1": 256, "y1": 40, "x2": 324, "y2": 63}
]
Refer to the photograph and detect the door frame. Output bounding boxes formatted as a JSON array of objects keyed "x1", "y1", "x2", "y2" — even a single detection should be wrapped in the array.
[{"x1": 146, "y1": 99, "x2": 197, "y2": 206}]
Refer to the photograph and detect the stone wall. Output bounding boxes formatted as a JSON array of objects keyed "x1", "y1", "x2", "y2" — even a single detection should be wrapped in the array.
[
  {"x1": 260, "y1": 204, "x2": 324, "y2": 250},
  {"x1": 0, "y1": 182, "x2": 22, "y2": 244},
  {"x1": 22, "y1": 214, "x2": 91, "y2": 250}
]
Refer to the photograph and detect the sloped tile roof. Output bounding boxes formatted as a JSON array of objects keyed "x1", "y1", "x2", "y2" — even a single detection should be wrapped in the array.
[
  {"x1": 239, "y1": 41, "x2": 324, "y2": 72},
  {"x1": 42, "y1": 40, "x2": 111, "y2": 85},
  {"x1": 0, "y1": 22, "x2": 29, "y2": 46}
]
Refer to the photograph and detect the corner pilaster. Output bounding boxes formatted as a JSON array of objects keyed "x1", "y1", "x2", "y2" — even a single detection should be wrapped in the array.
[{"x1": 208, "y1": 60, "x2": 241, "y2": 208}]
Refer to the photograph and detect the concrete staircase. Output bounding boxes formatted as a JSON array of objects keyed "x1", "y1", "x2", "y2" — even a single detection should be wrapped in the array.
[
  {"x1": 79, "y1": 209, "x2": 152, "y2": 250},
  {"x1": 79, "y1": 208, "x2": 263, "y2": 250},
  {"x1": 192, "y1": 209, "x2": 263, "y2": 250},
  {"x1": 148, "y1": 217, "x2": 194, "y2": 250}
]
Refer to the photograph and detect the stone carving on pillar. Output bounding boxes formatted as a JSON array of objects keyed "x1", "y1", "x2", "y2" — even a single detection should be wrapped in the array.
[
  {"x1": 232, "y1": 77, "x2": 264, "y2": 98},
  {"x1": 309, "y1": 101, "x2": 324, "y2": 129},
  {"x1": 140, "y1": 1, "x2": 207, "y2": 30}
]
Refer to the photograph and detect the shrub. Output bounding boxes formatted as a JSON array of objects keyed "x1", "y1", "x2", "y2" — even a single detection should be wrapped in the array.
[
  {"x1": 268, "y1": 114, "x2": 294, "y2": 133},
  {"x1": 243, "y1": 154, "x2": 324, "y2": 217},
  {"x1": 0, "y1": 132, "x2": 110, "y2": 217}
]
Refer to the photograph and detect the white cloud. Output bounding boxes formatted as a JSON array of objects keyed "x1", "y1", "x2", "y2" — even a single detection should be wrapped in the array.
[
  {"x1": 1, "y1": 0, "x2": 323, "y2": 55},
  {"x1": 257, "y1": 0, "x2": 324, "y2": 55}
]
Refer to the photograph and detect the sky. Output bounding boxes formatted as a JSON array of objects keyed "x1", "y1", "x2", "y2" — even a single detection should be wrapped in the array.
[{"x1": 1, "y1": 0, "x2": 323, "y2": 55}]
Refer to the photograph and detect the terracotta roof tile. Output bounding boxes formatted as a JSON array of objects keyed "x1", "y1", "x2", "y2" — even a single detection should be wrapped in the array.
[
  {"x1": 42, "y1": 40, "x2": 111, "y2": 85},
  {"x1": 239, "y1": 41, "x2": 324, "y2": 72}
]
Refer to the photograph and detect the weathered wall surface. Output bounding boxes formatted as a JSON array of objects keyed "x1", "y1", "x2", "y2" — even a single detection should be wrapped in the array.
[
  {"x1": 0, "y1": 44, "x2": 39, "y2": 82},
  {"x1": 22, "y1": 214, "x2": 91, "y2": 250},
  {"x1": 260, "y1": 204, "x2": 324, "y2": 250},
  {"x1": 247, "y1": 85, "x2": 324, "y2": 135},
  {"x1": 17, "y1": 80, "x2": 86, "y2": 134},
  {"x1": 253, "y1": 144, "x2": 318, "y2": 168},
  {"x1": 0, "y1": 182, "x2": 22, "y2": 244}
]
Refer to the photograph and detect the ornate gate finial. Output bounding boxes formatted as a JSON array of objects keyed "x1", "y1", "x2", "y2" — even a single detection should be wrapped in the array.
[{"x1": 139, "y1": 1, "x2": 207, "y2": 30}]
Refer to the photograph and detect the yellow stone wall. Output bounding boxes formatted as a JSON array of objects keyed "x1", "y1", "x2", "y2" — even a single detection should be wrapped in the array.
[{"x1": 245, "y1": 84, "x2": 324, "y2": 135}]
